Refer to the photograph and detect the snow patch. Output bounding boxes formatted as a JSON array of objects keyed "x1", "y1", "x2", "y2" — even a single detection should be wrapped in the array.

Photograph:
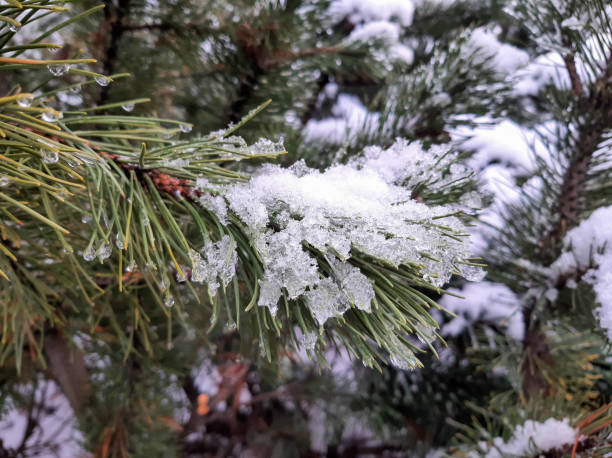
[
  {"x1": 477, "y1": 417, "x2": 576, "y2": 458},
  {"x1": 440, "y1": 282, "x2": 524, "y2": 340},
  {"x1": 225, "y1": 140, "x2": 483, "y2": 322},
  {"x1": 467, "y1": 27, "x2": 529, "y2": 75},
  {"x1": 550, "y1": 205, "x2": 612, "y2": 340}
]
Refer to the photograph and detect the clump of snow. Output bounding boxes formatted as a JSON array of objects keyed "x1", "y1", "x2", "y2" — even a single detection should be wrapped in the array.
[
  {"x1": 303, "y1": 93, "x2": 380, "y2": 146},
  {"x1": 329, "y1": 0, "x2": 415, "y2": 27},
  {"x1": 476, "y1": 417, "x2": 577, "y2": 458},
  {"x1": 466, "y1": 27, "x2": 529, "y2": 75},
  {"x1": 225, "y1": 139, "x2": 483, "y2": 322},
  {"x1": 550, "y1": 205, "x2": 612, "y2": 340},
  {"x1": 440, "y1": 282, "x2": 524, "y2": 340},
  {"x1": 513, "y1": 52, "x2": 570, "y2": 96},
  {"x1": 330, "y1": 0, "x2": 415, "y2": 65},
  {"x1": 345, "y1": 20, "x2": 414, "y2": 64},
  {"x1": 199, "y1": 194, "x2": 228, "y2": 225},
  {"x1": 458, "y1": 120, "x2": 536, "y2": 174}
]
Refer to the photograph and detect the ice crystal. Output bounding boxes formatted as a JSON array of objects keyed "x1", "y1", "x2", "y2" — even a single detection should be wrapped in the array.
[
  {"x1": 180, "y1": 124, "x2": 193, "y2": 133},
  {"x1": 327, "y1": 256, "x2": 373, "y2": 312},
  {"x1": 41, "y1": 149, "x2": 59, "y2": 164},
  {"x1": 121, "y1": 103, "x2": 135, "y2": 112},
  {"x1": 97, "y1": 242, "x2": 112, "y2": 261},
  {"x1": 17, "y1": 95, "x2": 33, "y2": 107},
  {"x1": 94, "y1": 75, "x2": 111, "y2": 87},
  {"x1": 41, "y1": 110, "x2": 62, "y2": 123},
  {"x1": 82, "y1": 246, "x2": 96, "y2": 262},
  {"x1": 47, "y1": 64, "x2": 70, "y2": 76},
  {"x1": 305, "y1": 278, "x2": 350, "y2": 325},
  {"x1": 199, "y1": 194, "x2": 228, "y2": 225},
  {"x1": 243, "y1": 137, "x2": 285, "y2": 156},
  {"x1": 0, "y1": 176, "x2": 9, "y2": 187},
  {"x1": 115, "y1": 233, "x2": 125, "y2": 250},
  {"x1": 225, "y1": 140, "x2": 481, "y2": 323},
  {"x1": 164, "y1": 293, "x2": 175, "y2": 308},
  {"x1": 189, "y1": 235, "x2": 237, "y2": 297}
]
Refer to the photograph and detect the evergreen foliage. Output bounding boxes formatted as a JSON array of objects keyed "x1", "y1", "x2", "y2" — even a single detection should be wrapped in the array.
[{"x1": 0, "y1": 0, "x2": 611, "y2": 457}]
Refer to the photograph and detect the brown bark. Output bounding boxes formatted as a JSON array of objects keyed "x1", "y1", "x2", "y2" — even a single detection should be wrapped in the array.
[
  {"x1": 44, "y1": 332, "x2": 91, "y2": 413},
  {"x1": 523, "y1": 45, "x2": 612, "y2": 401}
]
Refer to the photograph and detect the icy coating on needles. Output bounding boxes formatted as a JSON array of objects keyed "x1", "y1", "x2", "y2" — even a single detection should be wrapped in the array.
[{"x1": 193, "y1": 138, "x2": 486, "y2": 324}]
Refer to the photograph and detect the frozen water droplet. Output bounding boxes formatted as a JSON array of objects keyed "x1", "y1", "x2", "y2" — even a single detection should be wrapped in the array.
[
  {"x1": 83, "y1": 246, "x2": 96, "y2": 261},
  {"x1": 180, "y1": 124, "x2": 193, "y2": 133},
  {"x1": 125, "y1": 260, "x2": 137, "y2": 272},
  {"x1": 97, "y1": 242, "x2": 112, "y2": 261},
  {"x1": 164, "y1": 293, "x2": 175, "y2": 308},
  {"x1": 8, "y1": 23, "x2": 21, "y2": 33},
  {"x1": 462, "y1": 264, "x2": 486, "y2": 282},
  {"x1": 41, "y1": 110, "x2": 62, "y2": 123},
  {"x1": 81, "y1": 214, "x2": 91, "y2": 224},
  {"x1": 68, "y1": 85, "x2": 81, "y2": 94},
  {"x1": 47, "y1": 64, "x2": 70, "y2": 76},
  {"x1": 115, "y1": 233, "x2": 125, "y2": 250},
  {"x1": 224, "y1": 321, "x2": 237, "y2": 332},
  {"x1": 94, "y1": 75, "x2": 111, "y2": 86},
  {"x1": 390, "y1": 352, "x2": 419, "y2": 370},
  {"x1": 17, "y1": 95, "x2": 33, "y2": 107},
  {"x1": 121, "y1": 103, "x2": 135, "y2": 112},
  {"x1": 0, "y1": 176, "x2": 9, "y2": 187},
  {"x1": 65, "y1": 157, "x2": 80, "y2": 168},
  {"x1": 41, "y1": 149, "x2": 59, "y2": 164},
  {"x1": 160, "y1": 278, "x2": 167, "y2": 292}
]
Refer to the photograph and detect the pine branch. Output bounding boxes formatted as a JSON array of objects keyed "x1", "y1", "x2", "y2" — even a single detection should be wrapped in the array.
[{"x1": 546, "y1": 47, "x2": 612, "y2": 255}]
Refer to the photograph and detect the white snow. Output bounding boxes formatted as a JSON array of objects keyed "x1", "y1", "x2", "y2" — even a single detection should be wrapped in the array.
[
  {"x1": 345, "y1": 20, "x2": 414, "y2": 64},
  {"x1": 467, "y1": 27, "x2": 530, "y2": 75},
  {"x1": 550, "y1": 205, "x2": 612, "y2": 340},
  {"x1": 440, "y1": 282, "x2": 524, "y2": 340},
  {"x1": 303, "y1": 93, "x2": 380, "y2": 145},
  {"x1": 476, "y1": 417, "x2": 577, "y2": 458},
  {"x1": 225, "y1": 139, "x2": 483, "y2": 322},
  {"x1": 459, "y1": 120, "x2": 536, "y2": 174},
  {"x1": 330, "y1": 0, "x2": 415, "y2": 65},
  {"x1": 329, "y1": 0, "x2": 415, "y2": 27},
  {"x1": 513, "y1": 51, "x2": 570, "y2": 96}
]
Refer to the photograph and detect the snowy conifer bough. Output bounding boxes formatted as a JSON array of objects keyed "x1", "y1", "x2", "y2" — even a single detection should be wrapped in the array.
[
  {"x1": 0, "y1": 0, "x2": 487, "y2": 383},
  {"x1": 199, "y1": 138, "x2": 485, "y2": 368}
]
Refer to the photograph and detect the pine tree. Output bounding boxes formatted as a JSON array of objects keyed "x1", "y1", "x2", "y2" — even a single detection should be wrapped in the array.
[{"x1": 1, "y1": 0, "x2": 611, "y2": 457}]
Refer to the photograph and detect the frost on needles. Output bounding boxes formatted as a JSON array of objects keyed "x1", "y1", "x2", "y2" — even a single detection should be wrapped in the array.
[{"x1": 222, "y1": 139, "x2": 485, "y2": 324}]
